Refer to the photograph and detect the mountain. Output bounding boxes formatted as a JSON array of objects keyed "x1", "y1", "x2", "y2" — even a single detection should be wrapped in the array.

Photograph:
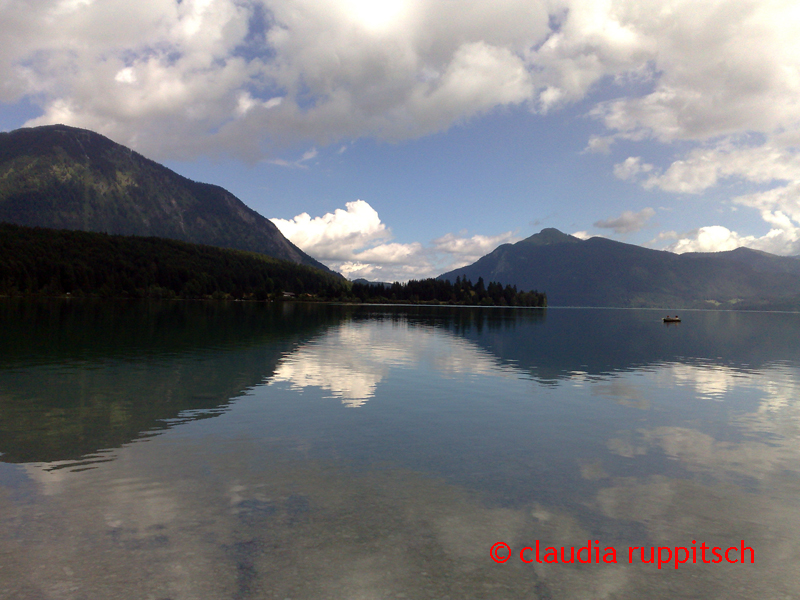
[
  {"x1": 0, "y1": 124, "x2": 331, "y2": 272},
  {"x1": 439, "y1": 228, "x2": 800, "y2": 308}
]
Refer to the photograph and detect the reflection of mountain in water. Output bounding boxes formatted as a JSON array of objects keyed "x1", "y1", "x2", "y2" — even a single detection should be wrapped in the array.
[
  {"x1": 266, "y1": 305, "x2": 800, "y2": 412},
  {"x1": 6, "y1": 302, "x2": 800, "y2": 465},
  {"x1": 439, "y1": 308, "x2": 800, "y2": 382},
  {"x1": 0, "y1": 300, "x2": 341, "y2": 464},
  {"x1": 3, "y1": 311, "x2": 800, "y2": 599}
]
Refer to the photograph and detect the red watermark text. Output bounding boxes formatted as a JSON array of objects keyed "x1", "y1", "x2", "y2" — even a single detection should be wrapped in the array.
[{"x1": 492, "y1": 540, "x2": 754, "y2": 569}]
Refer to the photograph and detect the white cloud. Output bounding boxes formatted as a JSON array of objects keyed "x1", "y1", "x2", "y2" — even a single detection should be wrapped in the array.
[
  {"x1": 1, "y1": 0, "x2": 553, "y2": 159},
  {"x1": 431, "y1": 231, "x2": 518, "y2": 265},
  {"x1": 5, "y1": 0, "x2": 792, "y2": 160},
  {"x1": 666, "y1": 225, "x2": 754, "y2": 254},
  {"x1": 353, "y1": 241, "x2": 423, "y2": 264},
  {"x1": 654, "y1": 230, "x2": 678, "y2": 241},
  {"x1": 594, "y1": 207, "x2": 655, "y2": 234},
  {"x1": 612, "y1": 156, "x2": 653, "y2": 181},
  {"x1": 114, "y1": 67, "x2": 136, "y2": 84},
  {"x1": 300, "y1": 147, "x2": 317, "y2": 162},
  {"x1": 4, "y1": 0, "x2": 800, "y2": 258},
  {"x1": 642, "y1": 142, "x2": 800, "y2": 194},
  {"x1": 576, "y1": 1, "x2": 800, "y2": 254},
  {"x1": 236, "y1": 93, "x2": 282, "y2": 117},
  {"x1": 268, "y1": 145, "x2": 318, "y2": 168},
  {"x1": 735, "y1": 182, "x2": 800, "y2": 230},
  {"x1": 590, "y1": 0, "x2": 800, "y2": 143},
  {"x1": 271, "y1": 200, "x2": 390, "y2": 261},
  {"x1": 637, "y1": 142, "x2": 800, "y2": 254},
  {"x1": 583, "y1": 134, "x2": 614, "y2": 154},
  {"x1": 665, "y1": 222, "x2": 800, "y2": 256},
  {"x1": 272, "y1": 200, "x2": 517, "y2": 281}
]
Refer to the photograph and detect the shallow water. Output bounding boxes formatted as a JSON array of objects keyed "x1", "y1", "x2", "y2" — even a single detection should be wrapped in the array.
[{"x1": 1, "y1": 300, "x2": 799, "y2": 599}]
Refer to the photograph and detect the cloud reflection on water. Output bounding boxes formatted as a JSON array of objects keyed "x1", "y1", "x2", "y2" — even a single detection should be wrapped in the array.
[
  {"x1": 4, "y1": 305, "x2": 800, "y2": 598},
  {"x1": 269, "y1": 320, "x2": 518, "y2": 406}
]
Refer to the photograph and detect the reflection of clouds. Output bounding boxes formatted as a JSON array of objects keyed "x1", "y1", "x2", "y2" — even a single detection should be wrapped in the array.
[
  {"x1": 596, "y1": 423, "x2": 800, "y2": 596},
  {"x1": 569, "y1": 363, "x2": 736, "y2": 408},
  {"x1": 579, "y1": 460, "x2": 609, "y2": 481},
  {"x1": 581, "y1": 362, "x2": 744, "y2": 404},
  {"x1": 572, "y1": 370, "x2": 651, "y2": 408},
  {"x1": 604, "y1": 363, "x2": 800, "y2": 481},
  {"x1": 593, "y1": 473, "x2": 800, "y2": 585},
  {"x1": 9, "y1": 438, "x2": 800, "y2": 600},
  {"x1": 567, "y1": 370, "x2": 589, "y2": 386},
  {"x1": 102, "y1": 476, "x2": 180, "y2": 532},
  {"x1": 17, "y1": 434, "x2": 793, "y2": 600},
  {"x1": 592, "y1": 378, "x2": 650, "y2": 409},
  {"x1": 662, "y1": 363, "x2": 735, "y2": 400},
  {"x1": 641, "y1": 427, "x2": 798, "y2": 481},
  {"x1": 569, "y1": 362, "x2": 747, "y2": 408},
  {"x1": 271, "y1": 337, "x2": 386, "y2": 407},
  {"x1": 606, "y1": 435, "x2": 647, "y2": 458},
  {"x1": 666, "y1": 362, "x2": 800, "y2": 440},
  {"x1": 754, "y1": 367, "x2": 800, "y2": 419},
  {"x1": 0, "y1": 439, "x2": 591, "y2": 600},
  {"x1": 24, "y1": 464, "x2": 70, "y2": 496},
  {"x1": 594, "y1": 359, "x2": 800, "y2": 597},
  {"x1": 270, "y1": 321, "x2": 518, "y2": 407},
  {"x1": 655, "y1": 362, "x2": 779, "y2": 401},
  {"x1": 5, "y1": 358, "x2": 800, "y2": 598},
  {"x1": 593, "y1": 361, "x2": 800, "y2": 412},
  {"x1": 6, "y1": 312, "x2": 800, "y2": 598},
  {"x1": 651, "y1": 366, "x2": 800, "y2": 480}
]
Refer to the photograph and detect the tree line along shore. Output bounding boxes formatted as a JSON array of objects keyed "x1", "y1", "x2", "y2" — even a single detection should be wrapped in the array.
[{"x1": 0, "y1": 223, "x2": 546, "y2": 307}]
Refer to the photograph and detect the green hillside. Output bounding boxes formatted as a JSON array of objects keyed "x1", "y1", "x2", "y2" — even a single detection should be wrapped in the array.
[
  {"x1": 0, "y1": 223, "x2": 348, "y2": 300},
  {"x1": 0, "y1": 124, "x2": 330, "y2": 271}
]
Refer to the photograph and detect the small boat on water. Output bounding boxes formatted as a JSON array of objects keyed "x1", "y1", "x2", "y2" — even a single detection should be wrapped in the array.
[{"x1": 663, "y1": 315, "x2": 681, "y2": 323}]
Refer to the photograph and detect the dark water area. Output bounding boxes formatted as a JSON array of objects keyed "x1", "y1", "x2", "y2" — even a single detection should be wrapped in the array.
[{"x1": 1, "y1": 300, "x2": 799, "y2": 599}]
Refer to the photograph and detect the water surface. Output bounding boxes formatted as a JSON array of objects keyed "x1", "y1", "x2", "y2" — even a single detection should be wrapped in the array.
[{"x1": 1, "y1": 301, "x2": 799, "y2": 599}]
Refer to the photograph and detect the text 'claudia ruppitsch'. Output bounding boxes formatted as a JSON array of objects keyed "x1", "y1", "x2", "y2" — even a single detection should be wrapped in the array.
[{"x1": 490, "y1": 540, "x2": 755, "y2": 570}]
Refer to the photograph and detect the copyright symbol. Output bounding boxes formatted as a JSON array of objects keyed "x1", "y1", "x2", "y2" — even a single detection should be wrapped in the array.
[{"x1": 490, "y1": 542, "x2": 511, "y2": 563}]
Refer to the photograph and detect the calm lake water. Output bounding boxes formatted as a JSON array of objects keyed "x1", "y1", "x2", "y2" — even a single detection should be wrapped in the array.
[{"x1": 1, "y1": 300, "x2": 799, "y2": 599}]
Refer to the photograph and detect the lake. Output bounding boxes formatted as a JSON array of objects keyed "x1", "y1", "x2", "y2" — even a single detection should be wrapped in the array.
[{"x1": 1, "y1": 300, "x2": 799, "y2": 599}]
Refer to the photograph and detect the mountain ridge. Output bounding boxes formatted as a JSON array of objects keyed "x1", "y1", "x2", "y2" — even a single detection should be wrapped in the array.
[
  {"x1": 0, "y1": 124, "x2": 332, "y2": 272},
  {"x1": 439, "y1": 229, "x2": 800, "y2": 308}
]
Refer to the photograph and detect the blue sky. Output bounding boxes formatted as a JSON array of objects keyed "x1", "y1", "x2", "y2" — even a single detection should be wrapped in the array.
[{"x1": 1, "y1": 0, "x2": 799, "y2": 281}]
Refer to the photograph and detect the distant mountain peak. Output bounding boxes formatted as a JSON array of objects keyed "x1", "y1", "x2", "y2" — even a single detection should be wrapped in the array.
[
  {"x1": 519, "y1": 228, "x2": 581, "y2": 246},
  {"x1": 439, "y1": 225, "x2": 800, "y2": 308}
]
